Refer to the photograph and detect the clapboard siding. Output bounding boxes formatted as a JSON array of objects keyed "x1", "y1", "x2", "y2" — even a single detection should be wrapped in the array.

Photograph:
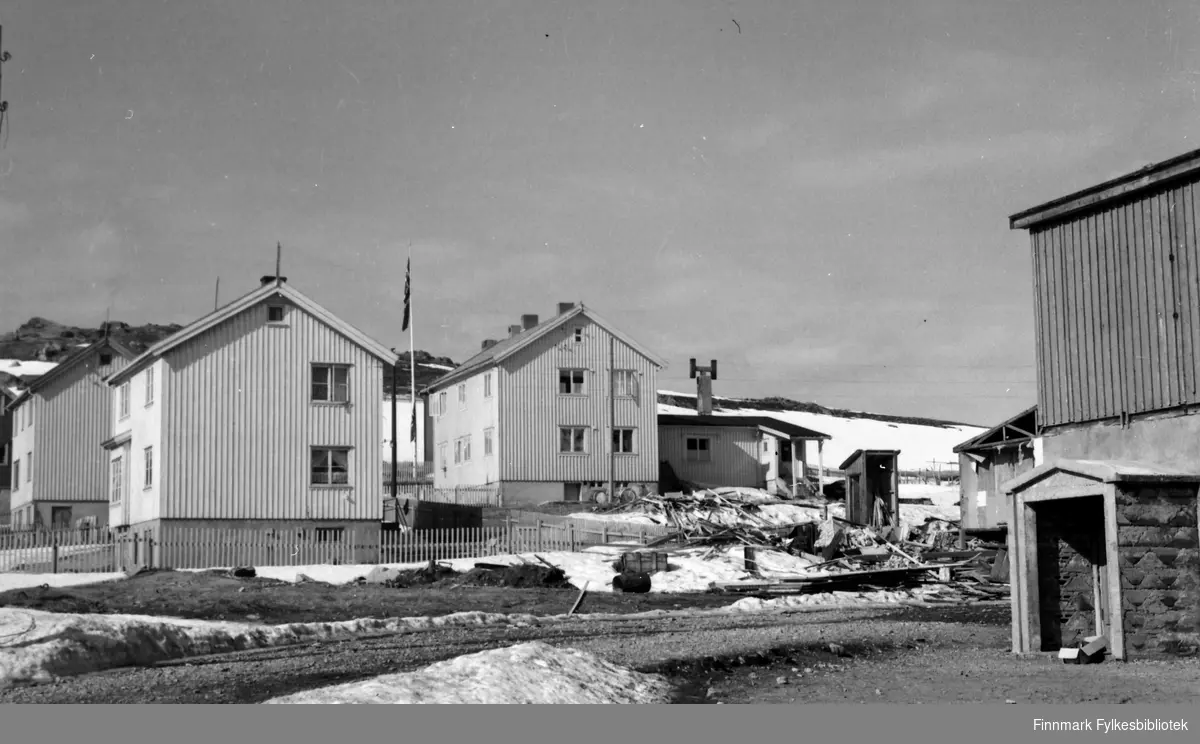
[
  {"x1": 1032, "y1": 180, "x2": 1200, "y2": 428},
  {"x1": 160, "y1": 299, "x2": 383, "y2": 520},
  {"x1": 498, "y1": 315, "x2": 659, "y2": 483}
]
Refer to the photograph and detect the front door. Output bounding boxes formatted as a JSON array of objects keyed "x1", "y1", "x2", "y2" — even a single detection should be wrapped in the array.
[{"x1": 51, "y1": 506, "x2": 72, "y2": 530}]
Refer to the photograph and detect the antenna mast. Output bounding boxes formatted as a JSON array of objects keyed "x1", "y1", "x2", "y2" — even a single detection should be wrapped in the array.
[
  {"x1": 276, "y1": 242, "x2": 282, "y2": 285},
  {"x1": 0, "y1": 23, "x2": 11, "y2": 146}
]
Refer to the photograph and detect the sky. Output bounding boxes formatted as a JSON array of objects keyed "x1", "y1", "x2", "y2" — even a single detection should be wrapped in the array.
[{"x1": 2, "y1": 0, "x2": 1200, "y2": 427}]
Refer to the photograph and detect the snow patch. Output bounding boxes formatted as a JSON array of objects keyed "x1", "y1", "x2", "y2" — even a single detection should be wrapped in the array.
[
  {"x1": 263, "y1": 641, "x2": 673, "y2": 704},
  {"x1": 0, "y1": 359, "x2": 59, "y2": 378},
  {"x1": 0, "y1": 572, "x2": 125, "y2": 593}
]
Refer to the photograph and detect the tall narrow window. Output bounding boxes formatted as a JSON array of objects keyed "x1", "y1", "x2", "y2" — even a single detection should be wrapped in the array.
[
  {"x1": 462, "y1": 435, "x2": 472, "y2": 462},
  {"x1": 454, "y1": 439, "x2": 463, "y2": 464},
  {"x1": 613, "y1": 428, "x2": 635, "y2": 454},
  {"x1": 484, "y1": 373, "x2": 493, "y2": 398},
  {"x1": 573, "y1": 327, "x2": 583, "y2": 343},
  {"x1": 0, "y1": 443, "x2": 8, "y2": 466},
  {"x1": 119, "y1": 383, "x2": 130, "y2": 418},
  {"x1": 311, "y1": 447, "x2": 350, "y2": 485},
  {"x1": 26, "y1": 452, "x2": 32, "y2": 481},
  {"x1": 12, "y1": 458, "x2": 19, "y2": 491},
  {"x1": 484, "y1": 427, "x2": 494, "y2": 457},
  {"x1": 110, "y1": 457, "x2": 123, "y2": 504},
  {"x1": 143, "y1": 446, "x2": 154, "y2": 489},
  {"x1": 312, "y1": 365, "x2": 350, "y2": 403},
  {"x1": 145, "y1": 367, "x2": 155, "y2": 406},
  {"x1": 458, "y1": 384, "x2": 467, "y2": 409},
  {"x1": 613, "y1": 370, "x2": 638, "y2": 398},
  {"x1": 438, "y1": 442, "x2": 448, "y2": 469},
  {"x1": 438, "y1": 391, "x2": 448, "y2": 417},
  {"x1": 558, "y1": 369, "x2": 586, "y2": 395},
  {"x1": 559, "y1": 426, "x2": 587, "y2": 453}
]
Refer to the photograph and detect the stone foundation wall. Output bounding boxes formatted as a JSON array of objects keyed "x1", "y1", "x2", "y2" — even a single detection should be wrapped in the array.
[{"x1": 1116, "y1": 486, "x2": 1200, "y2": 657}]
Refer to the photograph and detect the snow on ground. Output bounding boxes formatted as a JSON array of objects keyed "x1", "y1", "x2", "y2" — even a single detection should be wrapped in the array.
[
  {"x1": 727, "y1": 586, "x2": 942, "y2": 612},
  {"x1": 657, "y1": 393, "x2": 986, "y2": 473},
  {"x1": 0, "y1": 359, "x2": 59, "y2": 378},
  {"x1": 899, "y1": 483, "x2": 961, "y2": 508},
  {"x1": 264, "y1": 641, "x2": 674, "y2": 704},
  {"x1": 0, "y1": 572, "x2": 125, "y2": 592},
  {"x1": 420, "y1": 362, "x2": 455, "y2": 371}
]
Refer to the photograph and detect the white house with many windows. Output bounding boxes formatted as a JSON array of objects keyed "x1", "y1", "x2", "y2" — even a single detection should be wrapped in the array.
[
  {"x1": 99, "y1": 275, "x2": 395, "y2": 567},
  {"x1": 425, "y1": 302, "x2": 665, "y2": 506}
]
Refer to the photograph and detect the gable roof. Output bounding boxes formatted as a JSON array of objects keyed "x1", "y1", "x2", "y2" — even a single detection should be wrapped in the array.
[
  {"x1": 425, "y1": 303, "x2": 667, "y2": 392},
  {"x1": 953, "y1": 405, "x2": 1037, "y2": 454},
  {"x1": 657, "y1": 413, "x2": 830, "y2": 441},
  {"x1": 1001, "y1": 458, "x2": 1200, "y2": 494},
  {"x1": 105, "y1": 280, "x2": 397, "y2": 386},
  {"x1": 6, "y1": 338, "x2": 137, "y2": 409}
]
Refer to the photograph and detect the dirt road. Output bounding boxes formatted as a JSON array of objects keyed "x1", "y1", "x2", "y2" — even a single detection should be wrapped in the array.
[{"x1": 3, "y1": 603, "x2": 1197, "y2": 704}]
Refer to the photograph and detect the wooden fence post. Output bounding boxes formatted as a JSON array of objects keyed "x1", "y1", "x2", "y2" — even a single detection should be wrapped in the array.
[
  {"x1": 51, "y1": 529, "x2": 60, "y2": 574},
  {"x1": 536, "y1": 519, "x2": 543, "y2": 552},
  {"x1": 569, "y1": 522, "x2": 576, "y2": 552},
  {"x1": 602, "y1": 523, "x2": 609, "y2": 545}
]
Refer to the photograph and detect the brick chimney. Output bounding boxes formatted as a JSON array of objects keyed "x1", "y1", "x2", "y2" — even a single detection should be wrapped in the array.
[
  {"x1": 521, "y1": 314, "x2": 539, "y2": 330},
  {"x1": 481, "y1": 339, "x2": 498, "y2": 350},
  {"x1": 508, "y1": 324, "x2": 523, "y2": 337},
  {"x1": 697, "y1": 375, "x2": 713, "y2": 415},
  {"x1": 558, "y1": 302, "x2": 575, "y2": 315},
  {"x1": 260, "y1": 275, "x2": 287, "y2": 286}
]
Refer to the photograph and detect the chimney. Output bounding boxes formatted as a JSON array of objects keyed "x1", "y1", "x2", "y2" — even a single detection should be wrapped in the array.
[
  {"x1": 557, "y1": 302, "x2": 575, "y2": 315},
  {"x1": 521, "y1": 314, "x2": 539, "y2": 330},
  {"x1": 481, "y1": 339, "x2": 498, "y2": 350},
  {"x1": 260, "y1": 275, "x2": 287, "y2": 286},
  {"x1": 697, "y1": 375, "x2": 713, "y2": 416},
  {"x1": 508, "y1": 324, "x2": 523, "y2": 337}
]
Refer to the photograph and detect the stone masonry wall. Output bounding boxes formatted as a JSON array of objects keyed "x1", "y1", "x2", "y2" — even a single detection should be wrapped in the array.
[
  {"x1": 1035, "y1": 498, "x2": 1103, "y2": 650},
  {"x1": 1116, "y1": 485, "x2": 1200, "y2": 657}
]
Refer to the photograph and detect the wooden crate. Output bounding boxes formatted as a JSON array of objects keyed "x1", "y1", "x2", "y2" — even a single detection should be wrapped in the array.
[{"x1": 617, "y1": 550, "x2": 670, "y2": 574}]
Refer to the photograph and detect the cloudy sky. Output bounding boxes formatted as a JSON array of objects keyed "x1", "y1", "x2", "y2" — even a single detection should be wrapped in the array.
[{"x1": 2, "y1": 0, "x2": 1199, "y2": 426}]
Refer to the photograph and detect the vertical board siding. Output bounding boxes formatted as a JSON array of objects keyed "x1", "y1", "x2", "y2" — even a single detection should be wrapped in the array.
[
  {"x1": 1033, "y1": 179, "x2": 1200, "y2": 428},
  {"x1": 429, "y1": 369, "x2": 500, "y2": 488},
  {"x1": 161, "y1": 299, "x2": 383, "y2": 520},
  {"x1": 498, "y1": 316, "x2": 660, "y2": 484},
  {"x1": 658, "y1": 425, "x2": 761, "y2": 489},
  {"x1": 22, "y1": 353, "x2": 130, "y2": 512}
]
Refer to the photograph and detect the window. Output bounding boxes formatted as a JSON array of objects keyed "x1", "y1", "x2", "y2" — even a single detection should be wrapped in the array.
[
  {"x1": 462, "y1": 435, "x2": 471, "y2": 462},
  {"x1": 573, "y1": 327, "x2": 583, "y2": 343},
  {"x1": 26, "y1": 452, "x2": 32, "y2": 481},
  {"x1": 613, "y1": 428, "x2": 635, "y2": 454},
  {"x1": 12, "y1": 458, "x2": 19, "y2": 491},
  {"x1": 438, "y1": 442, "x2": 448, "y2": 469},
  {"x1": 0, "y1": 443, "x2": 8, "y2": 466},
  {"x1": 613, "y1": 369, "x2": 638, "y2": 398},
  {"x1": 99, "y1": 353, "x2": 113, "y2": 366},
  {"x1": 438, "y1": 391, "x2": 448, "y2": 417},
  {"x1": 145, "y1": 367, "x2": 155, "y2": 406},
  {"x1": 685, "y1": 436, "x2": 712, "y2": 462},
  {"x1": 458, "y1": 384, "x2": 467, "y2": 409},
  {"x1": 119, "y1": 383, "x2": 130, "y2": 418},
  {"x1": 314, "y1": 527, "x2": 344, "y2": 543},
  {"x1": 311, "y1": 447, "x2": 350, "y2": 486},
  {"x1": 312, "y1": 365, "x2": 350, "y2": 403},
  {"x1": 268, "y1": 305, "x2": 286, "y2": 323},
  {"x1": 484, "y1": 427, "x2": 494, "y2": 457},
  {"x1": 454, "y1": 439, "x2": 463, "y2": 464},
  {"x1": 559, "y1": 426, "x2": 587, "y2": 454},
  {"x1": 484, "y1": 373, "x2": 493, "y2": 398},
  {"x1": 144, "y1": 446, "x2": 154, "y2": 489},
  {"x1": 110, "y1": 457, "x2": 122, "y2": 504},
  {"x1": 559, "y1": 369, "x2": 586, "y2": 395}
]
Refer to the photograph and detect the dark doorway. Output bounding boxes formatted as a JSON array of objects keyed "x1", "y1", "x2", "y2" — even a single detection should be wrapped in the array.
[
  {"x1": 1032, "y1": 495, "x2": 1108, "y2": 651},
  {"x1": 50, "y1": 506, "x2": 72, "y2": 530}
]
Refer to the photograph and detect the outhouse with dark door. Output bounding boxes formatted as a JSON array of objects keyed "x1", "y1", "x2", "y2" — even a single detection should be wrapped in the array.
[
  {"x1": 1003, "y1": 459, "x2": 1200, "y2": 660},
  {"x1": 839, "y1": 449, "x2": 900, "y2": 528}
]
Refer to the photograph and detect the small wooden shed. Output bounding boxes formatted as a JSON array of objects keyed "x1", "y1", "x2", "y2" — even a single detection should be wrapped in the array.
[
  {"x1": 954, "y1": 406, "x2": 1038, "y2": 542},
  {"x1": 1003, "y1": 459, "x2": 1200, "y2": 659},
  {"x1": 839, "y1": 449, "x2": 900, "y2": 528}
]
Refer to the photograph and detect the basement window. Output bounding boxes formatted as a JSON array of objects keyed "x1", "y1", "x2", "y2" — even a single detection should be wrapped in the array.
[{"x1": 314, "y1": 527, "x2": 345, "y2": 543}]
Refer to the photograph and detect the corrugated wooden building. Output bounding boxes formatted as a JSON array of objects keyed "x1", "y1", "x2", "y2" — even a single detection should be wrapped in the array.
[
  {"x1": 839, "y1": 449, "x2": 900, "y2": 528},
  {"x1": 657, "y1": 414, "x2": 829, "y2": 496},
  {"x1": 1006, "y1": 149, "x2": 1200, "y2": 659},
  {"x1": 954, "y1": 406, "x2": 1038, "y2": 539},
  {"x1": 100, "y1": 275, "x2": 395, "y2": 567},
  {"x1": 425, "y1": 302, "x2": 665, "y2": 507},
  {"x1": 5, "y1": 339, "x2": 135, "y2": 530}
]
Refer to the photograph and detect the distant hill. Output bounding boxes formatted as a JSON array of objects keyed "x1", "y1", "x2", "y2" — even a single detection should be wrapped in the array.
[
  {"x1": 657, "y1": 391, "x2": 981, "y2": 430},
  {"x1": 0, "y1": 317, "x2": 459, "y2": 396}
]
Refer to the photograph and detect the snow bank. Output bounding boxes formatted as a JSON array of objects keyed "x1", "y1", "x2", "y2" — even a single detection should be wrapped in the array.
[
  {"x1": 0, "y1": 572, "x2": 125, "y2": 592},
  {"x1": 264, "y1": 641, "x2": 673, "y2": 704},
  {"x1": 727, "y1": 586, "x2": 941, "y2": 612}
]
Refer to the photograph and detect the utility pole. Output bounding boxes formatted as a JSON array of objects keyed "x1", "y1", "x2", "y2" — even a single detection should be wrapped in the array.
[
  {"x1": 607, "y1": 335, "x2": 615, "y2": 504},
  {"x1": 0, "y1": 23, "x2": 12, "y2": 146},
  {"x1": 390, "y1": 349, "x2": 399, "y2": 506},
  {"x1": 214, "y1": 277, "x2": 220, "y2": 311}
]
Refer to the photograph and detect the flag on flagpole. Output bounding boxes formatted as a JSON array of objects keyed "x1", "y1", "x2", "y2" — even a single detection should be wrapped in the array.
[
  {"x1": 401, "y1": 258, "x2": 411, "y2": 332},
  {"x1": 410, "y1": 404, "x2": 417, "y2": 444}
]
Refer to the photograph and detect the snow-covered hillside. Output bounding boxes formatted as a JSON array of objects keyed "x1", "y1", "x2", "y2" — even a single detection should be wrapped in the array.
[
  {"x1": 0, "y1": 359, "x2": 58, "y2": 379},
  {"x1": 658, "y1": 391, "x2": 986, "y2": 473}
]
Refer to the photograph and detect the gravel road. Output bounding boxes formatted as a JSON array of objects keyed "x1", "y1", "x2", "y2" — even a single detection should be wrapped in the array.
[{"x1": 0, "y1": 605, "x2": 999, "y2": 704}]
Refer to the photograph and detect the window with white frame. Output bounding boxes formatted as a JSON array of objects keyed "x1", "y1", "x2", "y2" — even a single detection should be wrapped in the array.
[
  {"x1": 484, "y1": 427, "x2": 494, "y2": 457},
  {"x1": 558, "y1": 369, "x2": 586, "y2": 395},
  {"x1": 458, "y1": 383, "x2": 467, "y2": 409},
  {"x1": 454, "y1": 439, "x2": 462, "y2": 464},
  {"x1": 613, "y1": 369, "x2": 638, "y2": 398},
  {"x1": 267, "y1": 305, "x2": 286, "y2": 323},
  {"x1": 12, "y1": 458, "x2": 19, "y2": 491},
  {"x1": 685, "y1": 436, "x2": 711, "y2": 462},
  {"x1": 312, "y1": 365, "x2": 350, "y2": 403},
  {"x1": 573, "y1": 327, "x2": 583, "y2": 343},
  {"x1": 484, "y1": 373, "x2": 492, "y2": 398},
  {"x1": 119, "y1": 382, "x2": 130, "y2": 418},
  {"x1": 438, "y1": 442, "x2": 448, "y2": 469},
  {"x1": 26, "y1": 452, "x2": 32, "y2": 481},
  {"x1": 145, "y1": 367, "x2": 155, "y2": 406},
  {"x1": 110, "y1": 457, "x2": 122, "y2": 504},
  {"x1": 613, "y1": 428, "x2": 635, "y2": 454},
  {"x1": 438, "y1": 391, "x2": 448, "y2": 417},
  {"x1": 559, "y1": 426, "x2": 587, "y2": 454},
  {"x1": 311, "y1": 447, "x2": 350, "y2": 485},
  {"x1": 144, "y1": 446, "x2": 154, "y2": 489}
]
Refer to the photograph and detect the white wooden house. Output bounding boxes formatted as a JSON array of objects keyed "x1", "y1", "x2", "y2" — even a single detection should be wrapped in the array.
[
  {"x1": 425, "y1": 302, "x2": 666, "y2": 506},
  {"x1": 5, "y1": 339, "x2": 136, "y2": 530},
  {"x1": 100, "y1": 275, "x2": 395, "y2": 566}
]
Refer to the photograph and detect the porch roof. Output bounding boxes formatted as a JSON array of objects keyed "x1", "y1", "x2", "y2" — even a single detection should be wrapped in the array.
[{"x1": 1002, "y1": 458, "x2": 1200, "y2": 495}]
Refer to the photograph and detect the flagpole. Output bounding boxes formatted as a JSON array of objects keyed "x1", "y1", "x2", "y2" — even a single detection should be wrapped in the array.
[{"x1": 408, "y1": 247, "x2": 418, "y2": 481}]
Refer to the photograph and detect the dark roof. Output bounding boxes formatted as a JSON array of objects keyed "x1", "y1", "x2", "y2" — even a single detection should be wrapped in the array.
[
  {"x1": 657, "y1": 414, "x2": 830, "y2": 441},
  {"x1": 953, "y1": 405, "x2": 1037, "y2": 454},
  {"x1": 1010, "y1": 146, "x2": 1200, "y2": 230},
  {"x1": 837, "y1": 448, "x2": 901, "y2": 472}
]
